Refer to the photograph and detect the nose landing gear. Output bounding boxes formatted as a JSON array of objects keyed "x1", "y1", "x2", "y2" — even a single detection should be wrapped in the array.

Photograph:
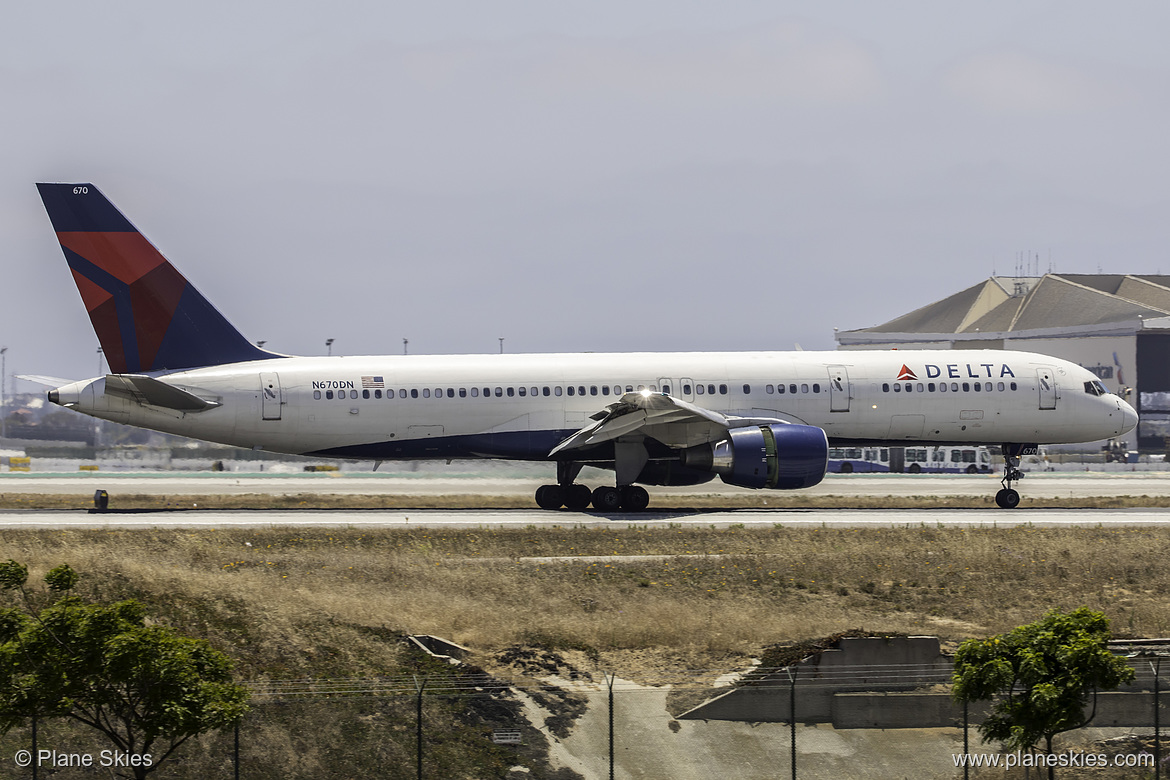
[{"x1": 996, "y1": 443, "x2": 1035, "y2": 509}]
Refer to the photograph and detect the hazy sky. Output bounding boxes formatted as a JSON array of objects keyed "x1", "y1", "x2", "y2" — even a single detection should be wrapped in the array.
[{"x1": 3, "y1": 1, "x2": 1169, "y2": 387}]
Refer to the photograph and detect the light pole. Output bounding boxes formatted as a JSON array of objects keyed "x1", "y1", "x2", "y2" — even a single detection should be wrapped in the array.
[
  {"x1": 325, "y1": 338, "x2": 334, "y2": 356},
  {"x1": 0, "y1": 346, "x2": 7, "y2": 441},
  {"x1": 403, "y1": 339, "x2": 408, "y2": 356},
  {"x1": 498, "y1": 337, "x2": 504, "y2": 354}
]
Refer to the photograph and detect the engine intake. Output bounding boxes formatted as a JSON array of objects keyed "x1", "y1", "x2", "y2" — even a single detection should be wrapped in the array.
[{"x1": 682, "y1": 424, "x2": 828, "y2": 490}]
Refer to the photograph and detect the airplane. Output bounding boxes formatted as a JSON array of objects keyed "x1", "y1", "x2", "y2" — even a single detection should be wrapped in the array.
[{"x1": 35, "y1": 183, "x2": 1138, "y2": 511}]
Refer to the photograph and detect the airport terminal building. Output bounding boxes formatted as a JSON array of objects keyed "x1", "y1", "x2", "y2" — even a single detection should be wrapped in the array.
[{"x1": 835, "y1": 274, "x2": 1170, "y2": 452}]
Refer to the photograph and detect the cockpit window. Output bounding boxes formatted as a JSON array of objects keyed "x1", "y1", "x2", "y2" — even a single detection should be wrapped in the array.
[{"x1": 1084, "y1": 380, "x2": 1108, "y2": 397}]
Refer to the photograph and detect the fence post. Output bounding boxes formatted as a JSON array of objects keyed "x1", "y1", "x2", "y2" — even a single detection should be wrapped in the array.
[
  {"x1": 1153, "y1": 659, "x2": 1161, "y2": 780},
  {"x1": 785, "y1": 666, "x2": 797, "y2": 780},
  {"x1": 606, "y1": 672, "x2": 615, "y2": 780},
  {"x1": 963, "y1": 699, "x2": 969, "y2": 780},
  {"x1": 414, "y1": 675, "x2": 426, "y2": 780}
]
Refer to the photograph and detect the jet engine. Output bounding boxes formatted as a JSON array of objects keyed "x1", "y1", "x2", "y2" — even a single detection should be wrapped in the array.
[{"x1": 681, "y1": 424, "x2": 828, "y2": 489}]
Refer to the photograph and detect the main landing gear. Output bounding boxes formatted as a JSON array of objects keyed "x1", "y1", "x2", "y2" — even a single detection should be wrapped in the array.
[
  {"x1": 534, "y1": 461, "x2": 650, "y2": 511},
  {"x1": 534, "y1": 483, "x2": 650, "y2": 512},
  {"x1": 995, "y1": 443, "x2": 1030, "y2": 509}
]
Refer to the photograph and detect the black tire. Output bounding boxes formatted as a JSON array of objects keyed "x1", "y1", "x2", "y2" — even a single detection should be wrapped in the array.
[
  {"x1": 564, "y1": 484, "x2": 592, "y2": 511},
  {"x1": 535, "y1": 484, "x2": 564, "y2": 510},
  {"x1": 591, "y1": 486, "x2": 622, "y2": 511},
  {"x1": 619, "y1": 485, "x2": 650, "y2": 512},
  {"x1": 907, "y1": 463, "x2": 921, "y2": 474},
  {"x1": 995, "y1": 488, "x2": 1021, "y2": 509},
  {"x1": 840, "y1": 462, "x2": 854, "y2": 474},
  {"x1": 966, "y1": 464, "x2": 979, "y2": 474}
]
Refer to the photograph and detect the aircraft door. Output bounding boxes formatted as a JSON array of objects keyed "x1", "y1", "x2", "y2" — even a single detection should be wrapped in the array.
[
  {"x1": 678, "y1": 377, "x2": 695, "y2": 402},
  {"x1": 828, "y1": 365, "x2": 850, "y2": 412},
  {"x1": 260, "y1": 372, "x2": 283, "y2": 420},
  {"x1": 1036, "y1": 366, "x2": 1057, "y2": 411},
  {"x1": 656, "y1": 377, "x2": 675, "y2": 396}
]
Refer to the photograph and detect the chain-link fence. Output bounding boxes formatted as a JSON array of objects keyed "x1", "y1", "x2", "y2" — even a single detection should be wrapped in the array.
[{"x1": 0, "y1": 660, "x2": 1165, "y2": 779}]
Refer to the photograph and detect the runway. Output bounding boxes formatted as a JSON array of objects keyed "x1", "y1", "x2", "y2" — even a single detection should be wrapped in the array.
[
  {"x1": 2, "y1": 469, "x2": 1169, "y2": 498},
  {"x1": 1, "y1": 506, "x2": 1166, "y2": 529}
]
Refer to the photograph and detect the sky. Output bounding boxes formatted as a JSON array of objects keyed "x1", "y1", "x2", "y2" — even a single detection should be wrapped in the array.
[{"x1": 3, "y1": 1, "x2": 1169, "y2": 389}]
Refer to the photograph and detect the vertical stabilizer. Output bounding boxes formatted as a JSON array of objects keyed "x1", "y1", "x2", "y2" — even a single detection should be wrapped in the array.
[{"x1": 37, "y1": 183, "x2": 276, "y2": 373}]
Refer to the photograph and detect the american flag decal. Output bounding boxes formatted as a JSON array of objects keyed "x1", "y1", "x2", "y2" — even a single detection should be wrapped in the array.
[{"x1": 362, "y1": 376, "x2": 385, "y2": 388}]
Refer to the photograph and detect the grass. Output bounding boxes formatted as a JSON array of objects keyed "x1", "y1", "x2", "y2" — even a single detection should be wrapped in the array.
[{"x1": 3, "y1": 523, "x2": 1168, "y2": 671}]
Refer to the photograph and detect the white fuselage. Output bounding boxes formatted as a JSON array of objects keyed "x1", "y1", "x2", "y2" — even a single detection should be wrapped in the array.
[{"x1": 50, "y1": 349, "x2": 1137, "y2": 465}]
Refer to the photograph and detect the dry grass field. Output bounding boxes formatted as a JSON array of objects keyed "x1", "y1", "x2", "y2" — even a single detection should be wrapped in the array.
[
  {"x1": 2, "y1": 520, "x2": 1167, "y2": 778},
  {"x1": 2, "y1": 522, "x2": 1167, "y2": 674}
]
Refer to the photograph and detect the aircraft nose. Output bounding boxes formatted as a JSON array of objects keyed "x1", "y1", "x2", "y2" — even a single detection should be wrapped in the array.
[{"x1": 1119, "y1": 399, "x2": 1138, "y2": 434}]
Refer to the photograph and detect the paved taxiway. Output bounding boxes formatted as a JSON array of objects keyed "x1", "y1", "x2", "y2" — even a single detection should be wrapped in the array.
[
  {"x1": 2, "y1": 470, "x2": 1170, "y2": 498},
  {"x1": 1, "y1": 507, "x2": 1167, "y2": 529}
]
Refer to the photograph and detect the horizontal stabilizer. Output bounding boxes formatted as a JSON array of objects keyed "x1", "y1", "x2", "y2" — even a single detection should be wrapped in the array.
[
  {"x1": 16, "y1": 374, "x2": 76, "y2": 387},
  {"x1": 104, "y1": 374, "x2": 219, "y2": 412}
]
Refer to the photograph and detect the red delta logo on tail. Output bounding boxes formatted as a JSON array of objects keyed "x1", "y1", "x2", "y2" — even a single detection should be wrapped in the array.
[{"x1": 897, "y1": 365, "x2": 917, "y2": 381}]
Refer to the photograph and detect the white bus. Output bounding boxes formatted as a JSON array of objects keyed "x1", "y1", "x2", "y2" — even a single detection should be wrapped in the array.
[{"x1": 828, "y1": 446, "x2": 994, "y2": 474}]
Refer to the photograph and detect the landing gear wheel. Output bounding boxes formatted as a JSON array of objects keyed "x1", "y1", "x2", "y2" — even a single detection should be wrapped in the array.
[
  {"x1": 619, "y1": 485, "x2": 650, "y2": 512},
  {"x1": 840, "y1": 462, "x2": 854, "y2": 474},
  {"x1": 995, "y1": 488, "x2": 1020, "y2": 509},
  {"x1": 535, "y1": 484, "x2": 565, "y2": 510},
  {"x1": 591, "y1": 486, "x2": 623, "y2": 511},
  {"x1": 966, "y1": 464, "x2": 979, "y2": 474},
  {"x1": 564, "y1": 484, "x2": 592, "y2": 511}
]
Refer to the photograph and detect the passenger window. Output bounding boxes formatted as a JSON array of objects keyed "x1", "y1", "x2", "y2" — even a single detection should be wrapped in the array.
[
  {"x1": 567, "y1": 386, "x2": 575, "y2": 396},
  {"x1": 696, "y1": 384, "x2": 705, "y2": 395},
  {"x1": 637, "y1": 385, "x2": 645, "y2": 391},
  {"x1": 447, "y1": 388, "x2": 454, "y2": 398},
  {"x1": 997, "y1": 382, "x2": 1005, "y2": 391},
  {"x1": 471, "y1": 387, "x2": 479, "y2": 397},
  {"x1": 314, "y1": 390, "x2": 322, "y2": 400},
  {"x1": 916, "y1": 383, "x2": 923, "y2": 392},
  {"x1": 962, "y1": 383, "x2": 970, "y2": 392},
  {"x1": 766, "y1": 384, "x2": 774, "y2": 394},
  {"x1": 778, "y1": 384, "x2": 786, "y2": 394},
  {"x1": 904, "y1": 383, "x2": 911, "y2": 392},
  {"x1": 495, "y1": 387, "x2": 503, "y2": 397},
  {"x1": 349, "y1": 389, "x2": 357, "y2": 399},
  {"x1": 927, "y1": 383, "x2": 935, "y2": 392},
  {"x1": 894, "y1": 384, "x2": 901, "y2": 392},
  {"x1": 375, "y1": 389, "x2": 383, "y2": 399},
  {"x1": 812, "y1": 383, "x2": 820, "y2": 393},
  {"x1": 543, "y1": 387, "x2": 551, "y2": 397},
  {"x1": 506, "y1": 387, "x2": 514, "y2": 397},
  {"x1": 554, "y1": 387, "x2": 562, "y2": 396},
  {"x1": 789, "y1": 384, "x2": 797, "y2": 394},
  {"x1": 531, "y1": 387, "x2": 538, "y2": 396},
  {"x1": 602, "y1": 386, "x2": 610, "y2": 396},
  {"x1": 626, "y1": 386, "x2": 634, "y2": 393},
  {"x1": 325, "y1": 390, "x2": 333, "y2": 400},
  {"x1": 682, "y1": 384, "x2": 691, "y2": 395},
  {"x1": 939, "y1": 383, "x2": 947, "y2": 393},
  {"x1": 882, "y1": 383, "x2": 889, "y2": 392},
  {"x1": 950, "y1": 383, "x2": 958, "y2": 392},
  {"x1": 973, "y1": 382, "x2": 981, "y2": 392},
  {"x1": 801, "y1": 384, "x2": 809, "y2": 393},
  {"x1": 422, "y1": 388, "x2": 430, "y2": 398},
  {"x1": 518, "y1": 387, "x2": 526, "y2": 397},
  {"x1": 1010, "y1": 382, "x2": 1018, "y2": 391},
  {"x1": 708, "y1": 384, "x2": 716, "y2": 395}
]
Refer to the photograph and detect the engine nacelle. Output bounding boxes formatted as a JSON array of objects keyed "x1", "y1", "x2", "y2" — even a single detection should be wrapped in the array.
[{"x1": 682, "y1": 424, "x2": 828, "y2": 490}]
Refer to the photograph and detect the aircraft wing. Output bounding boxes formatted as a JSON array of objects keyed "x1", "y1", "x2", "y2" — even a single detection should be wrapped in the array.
[
  {"x1": 103, "y1": 374, "x2": 220, "y2": 412},
  {"x1": 550, "y1": 391, "x2": 789, "y2": 456},
  {"x1": 16, "y1": 374, "x2": 76, "y2": 387}
]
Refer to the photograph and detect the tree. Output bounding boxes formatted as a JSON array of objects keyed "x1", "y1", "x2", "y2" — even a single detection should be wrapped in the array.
[
  {"x1": 0, "y1": 560, "x2": 249, "y2": 779},
  {"x1": 952, "y1": 607, "x2": 1135, "y2": 779}
]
